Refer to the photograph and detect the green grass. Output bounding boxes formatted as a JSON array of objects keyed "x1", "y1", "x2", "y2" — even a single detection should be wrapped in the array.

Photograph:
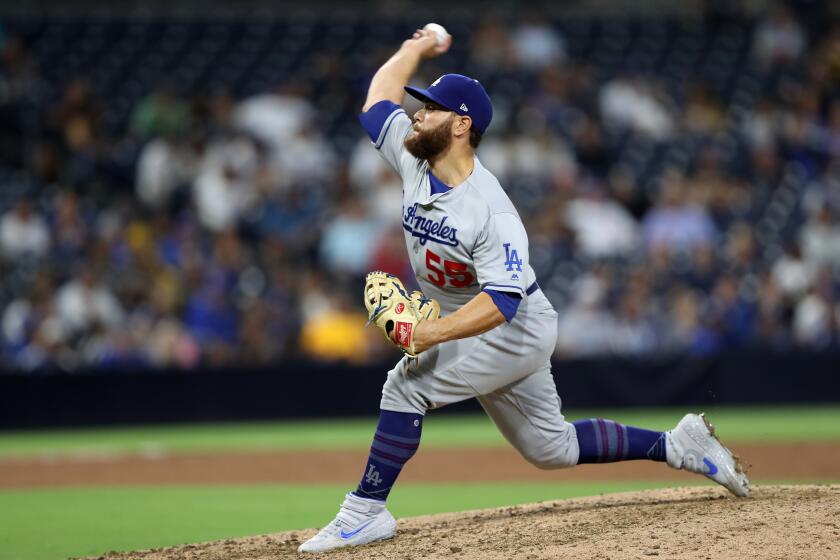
[
  {"x1": 1, "y1": 405, "x2": 838, "y2": 459},
  {"x1": 1, "y1": 405, "x2": 838, "y2": 559},
  {"x1": 0, "y1": 480, "x2": 767, "y2": 560}
]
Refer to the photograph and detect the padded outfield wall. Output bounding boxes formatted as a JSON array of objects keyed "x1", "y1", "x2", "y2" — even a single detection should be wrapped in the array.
[{"x1": 1, "y1": 350, "x2": 838, "y2": 429}]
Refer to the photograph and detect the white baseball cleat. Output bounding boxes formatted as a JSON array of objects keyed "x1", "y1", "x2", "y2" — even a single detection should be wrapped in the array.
[
  {"x1": 298, "y1": 492, "x2": 396, "y2": 553},
  {"x1": 666, "y1": 413, "x2": 750, "y2": 497}
]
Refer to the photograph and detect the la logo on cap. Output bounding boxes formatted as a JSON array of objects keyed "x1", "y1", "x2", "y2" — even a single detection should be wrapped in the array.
[{"x1": 431, "y1": 76, "x2": 443, "y2": 87}]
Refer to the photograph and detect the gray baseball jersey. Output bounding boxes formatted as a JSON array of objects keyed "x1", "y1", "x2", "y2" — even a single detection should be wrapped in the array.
[
  {"x1": 362, "y1": 100, "x2": 579, "y2": 469},
  {"x1": 375, "y1": 104, "x2": 536, "y2": 313}
]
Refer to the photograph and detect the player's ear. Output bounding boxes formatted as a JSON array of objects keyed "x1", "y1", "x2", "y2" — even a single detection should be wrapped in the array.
[{"x1": 454, "y1": 115, "x2": 472, "y2": 138}]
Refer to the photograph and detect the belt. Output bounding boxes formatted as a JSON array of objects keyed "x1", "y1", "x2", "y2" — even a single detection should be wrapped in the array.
[{"x1": 526, "y1": 281, "x2": 540, "y2": 296}]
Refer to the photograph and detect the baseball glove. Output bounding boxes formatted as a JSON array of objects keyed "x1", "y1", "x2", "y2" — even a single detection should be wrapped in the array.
[{"x1": 364, "y1": 271, "x2": 440, "y2": 357}]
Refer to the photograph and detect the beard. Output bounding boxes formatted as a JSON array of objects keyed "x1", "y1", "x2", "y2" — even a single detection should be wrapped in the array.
[{"x1": 404, "y1": 117, "x2": 453, "y2": 161}]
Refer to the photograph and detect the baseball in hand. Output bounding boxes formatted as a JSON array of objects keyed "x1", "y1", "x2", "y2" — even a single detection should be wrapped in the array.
[{"x1": 424, "y1": 23, "x2": 449, "y2": 46}]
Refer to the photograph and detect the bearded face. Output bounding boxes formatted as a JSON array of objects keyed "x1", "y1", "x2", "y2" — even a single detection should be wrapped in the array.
[{"x1": 404, "y1": 113, "x2": 454, "y2": 161}]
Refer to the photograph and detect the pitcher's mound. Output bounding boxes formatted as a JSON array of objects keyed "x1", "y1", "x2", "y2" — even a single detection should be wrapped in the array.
[{"x1": 88, "y1": 485, "x2": 839, "y2": 560}]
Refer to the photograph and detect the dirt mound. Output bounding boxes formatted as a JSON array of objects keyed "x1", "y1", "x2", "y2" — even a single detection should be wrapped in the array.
[{"x1": 83, "y1": 485, "x2": 840, "y2": 560}]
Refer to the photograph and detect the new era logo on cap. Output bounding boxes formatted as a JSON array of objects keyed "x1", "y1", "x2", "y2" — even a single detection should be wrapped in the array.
[{"x1": 404, "y1": 74, "x2": 493, "y2": 133}]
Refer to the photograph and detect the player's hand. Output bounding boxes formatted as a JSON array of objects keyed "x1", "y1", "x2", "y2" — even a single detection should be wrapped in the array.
[
  {"x1": 401, "y1": 29, "x2": 451, "y2": 59},
  {"x1": 365, "y1": 272, "x2": 441, "y2": 357},
  {"x1": 404, "y1": 319, "x2": 437, "y2": 354}
]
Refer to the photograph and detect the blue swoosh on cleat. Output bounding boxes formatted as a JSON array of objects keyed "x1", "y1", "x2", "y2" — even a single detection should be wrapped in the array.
[
  {"x1": 703, "y1": 458, "x2": 718, "y2": 475},
  {"x1": 340, "y1": 520, "x2": 375, "y2": 540}
]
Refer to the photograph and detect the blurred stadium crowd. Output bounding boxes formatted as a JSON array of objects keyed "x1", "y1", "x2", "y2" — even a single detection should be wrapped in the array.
[{"x1": 1, "y1": 4, "x2": 839, "y2": 371}]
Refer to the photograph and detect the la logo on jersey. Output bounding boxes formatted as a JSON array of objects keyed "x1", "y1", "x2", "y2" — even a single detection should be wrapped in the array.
[{"x1": 504, "y1": 243, "x2": 523, "y2": 272}]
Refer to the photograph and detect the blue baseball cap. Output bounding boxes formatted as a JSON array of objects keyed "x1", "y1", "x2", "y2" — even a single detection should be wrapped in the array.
[{"x1": 405, "y1": 74, "x2": 493, "y2": 134}]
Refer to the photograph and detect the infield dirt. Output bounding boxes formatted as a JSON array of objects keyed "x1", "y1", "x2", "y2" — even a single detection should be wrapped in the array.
[
  {"x1": 80, "y1": 485, "x2": 839, "y2": 560},
  {"x1": 3, "y1": 441, "x2": 839, "y2": 488}
]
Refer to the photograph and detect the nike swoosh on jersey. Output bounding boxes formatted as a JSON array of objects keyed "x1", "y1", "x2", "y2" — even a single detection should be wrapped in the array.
[{"x1": 339, "y1": 520, "x2": 375, "y2": 539}]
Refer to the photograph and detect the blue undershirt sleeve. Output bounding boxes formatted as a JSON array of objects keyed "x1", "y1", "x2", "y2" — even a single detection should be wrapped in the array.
[
  {"x1": 483, "y1": 288, "x2": 523, "y2": 323},
  {"x1": 359, "y1": 100, "x2": 402, "y2": 143}
]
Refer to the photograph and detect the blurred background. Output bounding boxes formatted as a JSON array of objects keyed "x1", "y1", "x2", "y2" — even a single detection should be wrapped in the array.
[
  {"x1": 0, "y1": 0, "x2": 838, "y2": 374},
  {"x1": 1, "y1": 2, "x2": 839, "y2": 559}
]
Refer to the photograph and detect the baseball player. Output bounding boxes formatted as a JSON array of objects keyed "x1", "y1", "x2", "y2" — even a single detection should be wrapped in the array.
[{"x1": 298, "y1": 27, "x2": 749, "y2": 554}]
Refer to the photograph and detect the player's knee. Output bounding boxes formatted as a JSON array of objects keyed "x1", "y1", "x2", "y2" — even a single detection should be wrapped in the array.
[
  {"x1": 520, "y1": 426, "x2": 580, "y2": 470},
  {"x1": 380, "y1": 371, "x2": 430, "y2": 415},
  {"x1": 523, "y1": 445, "x2": 578, "y2": 470}
]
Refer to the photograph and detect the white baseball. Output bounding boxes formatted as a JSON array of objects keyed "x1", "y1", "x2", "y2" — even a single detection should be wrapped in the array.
[{"x1": 423, "y1": 23, "x2": 449, "y2": 46}]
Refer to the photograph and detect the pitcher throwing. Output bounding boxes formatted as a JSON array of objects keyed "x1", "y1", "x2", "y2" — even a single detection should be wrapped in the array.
[{"x1": 298, "y1": 26, "x2": 749, "y2": 554}]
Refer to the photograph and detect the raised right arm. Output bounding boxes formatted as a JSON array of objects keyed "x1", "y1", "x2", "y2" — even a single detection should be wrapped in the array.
[{"x1": 362, "y1": 28, "x2": 451, "y2": 112}]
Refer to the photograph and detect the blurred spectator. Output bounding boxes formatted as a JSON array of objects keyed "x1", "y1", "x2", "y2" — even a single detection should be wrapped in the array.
[
  {"x1": 793, "y1": 270, "x2": 840, "y2": 348},
  {"x1": 723, "y1": 221, "x2": 758, "y2": 275},
  {"x1": 469, "y1": 17, "x2": 516, "y2": 71},
  {"x1": 564, "y1": 182, "x2": 640, "y2": 258},
  {"x1": 510, "y1": 15, "x2": 566, "y2": 71},
  {"x1": 238, "y1": 263, "x2": 300, "y2": 363},
  {"x1": 684, "y1": 244, "x2": 719, "y2": 293},
  {"x1": 755, "y1": 272, "x2": 790, "y2": 347},
  {"x1": 682, "y1": 83, "x2": 726, "y2": 136},
  {"x1": 369, "y1": 224, "x2": 412, "y2": 279},
  {"x1": 556, "y1": 274, "x2": 614, "y2": 357},
  {"x1": 136, "y1": 134, "x2": 204, "y2": 211},
  {"x1": 183, "y1": 272, "x2": 238, "y2": 366},
  {"x1": 0, "y1": 36, "x2": 38, "y2": 103},
  {"x1": 772, "y1": 244, "x2": 814, "y2": 298},
  {"x1": 299, "y1": 291, "x2": 371, "y2": 364},
  {"x1": 2, "y1": 273, "x2": 55, "y2": 356},
  {"x1": 752, "y1": 5, "x2": 806, "y2": 68},
  {"x1": 319, "y1": 196, "x2": 381, "y2": 275},
  {"x1": 349, "y1": 136, "x2": 402, "y2": 226},
  {"x1": 50, "y1": 191, "x2": 88, "y2": 261},
  {"x1": 146, "y1": 317, "x2": 200, "y2": 369},
  {"x1": 254, "y1": 183, "x2": 323, "y2": 242},
  {"x1": 479, "y1": 128, "x2": 576, "y2": 186},
  {"x1": 600, "y1": 75, "x2": 674, "y2": 140},
  {"x1": 609, "y1": 287, "x2": 659, "y2": 355},
  {"x1": 130, "y1": 87, "x2": 192, "y2": 140},
  {"x1": 707, "y1": 274, "x2": 756, "y2": 347},
  {"x1": 0, "y1": 199, "x2": 50, "y2": 259},
  {"x1": 49, "y1": 78, "x2": 101, "y2": 145},
  {"x1": 0, "y1": 36, "x2": 38, "y2": 167},
  {"x1": 193, "y1": 134, "x2": 259, "y2": 231},
  {"x1": 55, "y1": 268, "x2": 124, "y2": 337},
  {"x1": 742, "y1": 97, "x2": 782, "y2": 149},
  {"x1": 235, "y1": 87, "x2": 338, "y2": 186},
  {"x1": 642, "y1": 172, "x2": 718, "y2": 254},
  {"x1": 666, "y1": 287, "x2": 721, "y2": 354},
  {"x1": 234, "y1": 87, "x2": 314, "y2": 151},
  {"x1": 799, "y1": 205, "x2": 840, "y2": 268},
  {"x1": 83, "y1": 320, "x2": 150, "y2": 369}
]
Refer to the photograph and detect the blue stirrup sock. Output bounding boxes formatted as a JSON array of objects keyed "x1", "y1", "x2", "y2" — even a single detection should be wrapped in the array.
[
  {"x1": 354, "y1": 409, "x2": 423, "y2": 501},
  {"x1": 573, "y1": 418, "x2": 667, "y2": 464}
]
